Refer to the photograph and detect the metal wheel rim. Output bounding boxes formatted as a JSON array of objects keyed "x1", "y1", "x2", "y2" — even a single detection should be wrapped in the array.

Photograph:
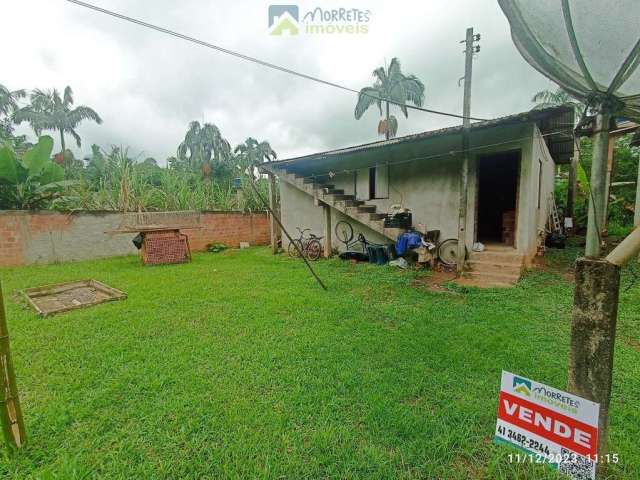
[
  {"x1": 306, "y1": 240, "x2": 322, "y2": 261},
  {"x1": 288, "y1": 240, "x2": 302, "y2": 257},
  {"x1": 335, "y1": 221, "x2": 354, "y2": 244},
  {"x1": 438, "y1": 239, "x2": 459, "y2": 266}
]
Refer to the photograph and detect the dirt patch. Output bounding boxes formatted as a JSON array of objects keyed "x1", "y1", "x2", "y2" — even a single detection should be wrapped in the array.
[{"x1": 412, "y1": 270, "x2": 461, "y2": 294}]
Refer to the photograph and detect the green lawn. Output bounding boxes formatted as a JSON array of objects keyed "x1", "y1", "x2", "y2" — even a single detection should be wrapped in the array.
[{"x1": 0, "y1": 246, "x2": 638, "y2": 479}]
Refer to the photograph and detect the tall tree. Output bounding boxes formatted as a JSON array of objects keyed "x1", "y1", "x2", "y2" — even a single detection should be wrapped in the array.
[
  {"x1": 354, "y1": 58, "x2": 425, "y2": 140},
  {"x1": 14, "y1": 86, "x2": 102, "y2": 154},
  {"x1": 176, "y1": 121, "x2": 231, "y2": 178},
  {"x1": 0, "y1": 84, "x2": 26, "y2": 140},
  {"x1": 234, "y1": 137, "x2": 277, "y2": 173}
]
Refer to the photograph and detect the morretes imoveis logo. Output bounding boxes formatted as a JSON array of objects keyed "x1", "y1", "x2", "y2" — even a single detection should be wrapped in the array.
[
  {"x1": 512, "y1": 376, "x2": 532, "y2": 397},
  {"x1": 269, "y1": 4, "x2": 371, "y2": 36}
]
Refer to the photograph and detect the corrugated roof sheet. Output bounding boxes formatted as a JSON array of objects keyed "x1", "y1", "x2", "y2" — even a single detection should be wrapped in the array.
[{"x1": 267, "y1": 105, "x2": 575, "y2": 166}]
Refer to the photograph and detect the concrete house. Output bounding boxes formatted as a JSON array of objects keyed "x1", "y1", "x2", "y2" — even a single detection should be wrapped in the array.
[{"x1": 264, "y1": 106, "x2": 574, "y2": 285}]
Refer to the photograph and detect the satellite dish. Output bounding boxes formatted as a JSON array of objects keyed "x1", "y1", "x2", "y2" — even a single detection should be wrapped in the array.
[{"x1": 499, "y1": 0, "x2": 640, "y2": 120}]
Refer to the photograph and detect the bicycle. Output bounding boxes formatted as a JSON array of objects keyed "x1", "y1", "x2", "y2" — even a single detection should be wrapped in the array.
[{"x1": 288, "y1": 227, "x2": 324, "y2": 261}]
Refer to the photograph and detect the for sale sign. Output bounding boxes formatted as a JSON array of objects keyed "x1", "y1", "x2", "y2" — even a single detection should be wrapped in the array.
[{"x1": 494, "y1": 371, "x2": 600, "y2": 480}]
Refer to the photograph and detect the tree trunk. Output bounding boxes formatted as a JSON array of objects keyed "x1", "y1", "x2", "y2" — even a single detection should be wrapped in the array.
[
  {"x1": 385, "y1": 101, "x2": 390, "y2": 141},
  {"x1": 59, "y1": 129, "x2": 66, "y2": 155}
]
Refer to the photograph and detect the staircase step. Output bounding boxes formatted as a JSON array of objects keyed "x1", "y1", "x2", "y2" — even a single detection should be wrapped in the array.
[
  {"x1": 469, "y1": 250, "x2": 524, "y2": 264},
  {"x1": 326, "y1": 188, "x2": 344, "y2": 195},
  {"x1": 357, "y1": 205, "x2": 376, "y2": 213},
  {"x1": 369, "y1": 213, "x2": 388, "y2": 220},
  {"x1": 327, "y1": 193, "x2": 352, "y2": 201},
  {"x1": 464, "y1": 271, "x2": 521, "y2": 284},
  {"x1": 468, "y1": 259, "x2": 523, "y2": 275},
  {"x1": 383, "y1": 227, "x2": 404, "y2": 239},
  {"x1": 321, "y1": 184, "x2": 335, "y2": 191},
  {"x1": 344, "y1": 199, "x2": 364, "y2": 207}
]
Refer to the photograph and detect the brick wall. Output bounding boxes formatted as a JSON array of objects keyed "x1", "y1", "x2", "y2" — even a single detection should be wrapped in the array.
[{"x1": 0, "y1": 211, "x2": 271, "y2": 267}]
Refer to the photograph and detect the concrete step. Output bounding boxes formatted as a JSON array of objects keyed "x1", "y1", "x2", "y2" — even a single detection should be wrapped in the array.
[
  {"x1": 344, "y1": 199, "x2": 364, "y2": 207},
  {"x1": 468, "y1": 259, "x2": 523, "y2": 275},
  {"x1": 327, "y1": 193, "x2": 352, "y2": 201},
  {"x1": 469, "y1": 250, "x2": 524, "y2": 264},
  {"x1": 464, "y1": 270, "x2": 521, "y2": 284},
  {"x1": 326, "y1": 188, "x2": 344, "y2": 195},
  {"x1": 383, "y1": 227, "x2": 404, "y2": 239},
  {"x1": 369, "y1": 213, "x2": 388, "y2": 220},
  {"x1": 357, "y1": 205, "x2": 376, "y2": 213}
]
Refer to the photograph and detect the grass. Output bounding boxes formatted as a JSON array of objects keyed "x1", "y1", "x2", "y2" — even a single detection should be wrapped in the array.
[{"x1": 0, "y1": 245, "x2": 638, "y2": 479}]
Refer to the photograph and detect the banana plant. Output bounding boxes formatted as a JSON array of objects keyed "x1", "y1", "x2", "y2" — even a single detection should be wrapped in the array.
[{"x1": 0, "y1": 136, "x2": 71, "y2": 210}]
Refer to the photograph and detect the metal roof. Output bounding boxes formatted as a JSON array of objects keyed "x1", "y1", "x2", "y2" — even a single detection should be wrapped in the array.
[{"x1": 267, "y1": 105, "x2": 575, "y2": 168}]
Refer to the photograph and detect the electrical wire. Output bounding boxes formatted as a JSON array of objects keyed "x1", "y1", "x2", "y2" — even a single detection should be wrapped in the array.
[
  {"x1": 65, "y1": 0, "x2": 488, "y2": 122},
  {"x1": 270, "y1": 128, "x2": 573, "y2": 181}
]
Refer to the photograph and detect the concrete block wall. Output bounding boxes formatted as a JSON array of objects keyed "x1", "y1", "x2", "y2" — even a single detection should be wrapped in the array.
[{"x1": 0, "y1": 211, "x2": 270, "y2": 267}]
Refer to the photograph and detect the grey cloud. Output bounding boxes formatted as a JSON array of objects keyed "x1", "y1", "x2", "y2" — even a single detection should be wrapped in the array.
[{"x1": 3, "y1": 0, "x2": 554, "y2": 163}]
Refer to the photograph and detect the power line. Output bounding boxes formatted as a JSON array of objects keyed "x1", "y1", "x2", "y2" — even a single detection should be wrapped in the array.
[
  {"x1": 65, "y1": 0, "x2": 488, "y2": 122},
  {"x1": 269, "y1": 129, "x2": 572, "y2": 180}
]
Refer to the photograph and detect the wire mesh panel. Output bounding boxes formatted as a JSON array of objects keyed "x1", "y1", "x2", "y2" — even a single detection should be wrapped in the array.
[
  {"x1": 117, "y1": 211, "x2": 201, "y2": 232},
  {"x1": 141, "y1": 231, "x2": 191, "y2": 265}
]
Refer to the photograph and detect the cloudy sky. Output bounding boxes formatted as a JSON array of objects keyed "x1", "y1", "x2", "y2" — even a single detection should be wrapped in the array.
[{"x1": 3, "y1": 0, "x2": 557, "y2": 163}]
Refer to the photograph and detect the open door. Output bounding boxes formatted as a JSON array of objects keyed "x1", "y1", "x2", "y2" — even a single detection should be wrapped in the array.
[{"x1": 476, "y1": 151, "x2": 520, "y2": 246}]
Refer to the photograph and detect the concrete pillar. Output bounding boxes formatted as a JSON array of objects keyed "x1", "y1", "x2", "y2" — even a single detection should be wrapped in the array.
[
  {"x1": 268, "y1": 174, "x2": 280, "y2": 254},
  {"x1": 568, "y1": 258, "x2": 620, "y2": 460},
  {"x1": 585, "y1": 112, "x2": 611, "y2": 257},
  {"x1": 323, "y1": 204, "x2": 332, "y2": 258}
]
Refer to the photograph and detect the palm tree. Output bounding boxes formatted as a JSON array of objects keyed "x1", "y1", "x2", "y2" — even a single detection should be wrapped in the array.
[
  {"x1": 14, "y1": 86, "x2": 102, "y2": 154},
  {"x1": 531, "y1": 87, "x2": 585, "y2": 120},
  {"x1": 354, "y1": 58, "x2": 425, "y2": 140},
  {"x1": 0, "y1": 84, "x2": 25, "y2": 118},
  {"x1": 177, "y1": 121, "x2": 231, "y2": 178},
  {"x1": 0, "y1": 84, "x2": 26, "y2": 140},
  {"x1": 233, "y1": 137, "x2": 277, "y2": 174}
]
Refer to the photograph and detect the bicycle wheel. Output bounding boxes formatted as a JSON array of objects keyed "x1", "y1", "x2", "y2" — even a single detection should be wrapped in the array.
[
  {"x1": 306, "y1": 239, "x2": 323, "y2": 261},
  {"x1": 288, "y1": 239, "x2": 303, "y2": 257},
  {"x1": 335, "y1": 221, "x2": 354, "y2": 244},
  {"x1": 438, "y1": 238, "x2": 465, "y2": 266}
]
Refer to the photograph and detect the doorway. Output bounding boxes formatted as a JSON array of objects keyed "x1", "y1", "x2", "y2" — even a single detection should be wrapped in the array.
[{"x1": 476, "y1": 151, "x2": 520, "y2": 246}]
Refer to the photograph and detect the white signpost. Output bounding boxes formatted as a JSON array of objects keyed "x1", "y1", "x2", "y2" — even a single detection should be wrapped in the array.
[{"x1": 495, "y1": 371, "x2": 600, "y2": 480}]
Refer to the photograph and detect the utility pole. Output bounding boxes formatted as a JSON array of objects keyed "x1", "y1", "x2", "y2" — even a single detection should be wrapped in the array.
[{"x1": 457, "y1": 27, "x2": 480, "y2": 272}]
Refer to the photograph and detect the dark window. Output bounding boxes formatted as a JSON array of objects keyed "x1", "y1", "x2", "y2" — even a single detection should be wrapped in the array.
[{"x1": 369, "y1": 167, "x2": 376, "y2": 200}]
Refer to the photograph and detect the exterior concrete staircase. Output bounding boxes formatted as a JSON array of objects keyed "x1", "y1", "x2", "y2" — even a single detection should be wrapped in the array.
[
  {"x1": 464, "y1": 244, "x2": 524, "y2": 287},
  {"x1": 271, "y1": 168, "x2": 406, "y2": 241}
]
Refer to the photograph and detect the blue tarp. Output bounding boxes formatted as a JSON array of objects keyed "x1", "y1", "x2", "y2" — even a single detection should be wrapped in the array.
[{"x1": 395, "y1": 232, "x2": 422, "y2": 255}]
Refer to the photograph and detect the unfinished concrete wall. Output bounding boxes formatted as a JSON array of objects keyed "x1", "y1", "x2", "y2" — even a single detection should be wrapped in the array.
[
  {"x1": 278, "y1": 122, "x2": 550, "y2": 259},
  {"x1": 0, "y1": 211, "x2": 270, "y2": 267},
  {"x1": 515, "y1": 124, "x2": 556, "y2": 261},
  {"x1": 279, "y1": 182, "x2": 388, "y2": 253}
]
